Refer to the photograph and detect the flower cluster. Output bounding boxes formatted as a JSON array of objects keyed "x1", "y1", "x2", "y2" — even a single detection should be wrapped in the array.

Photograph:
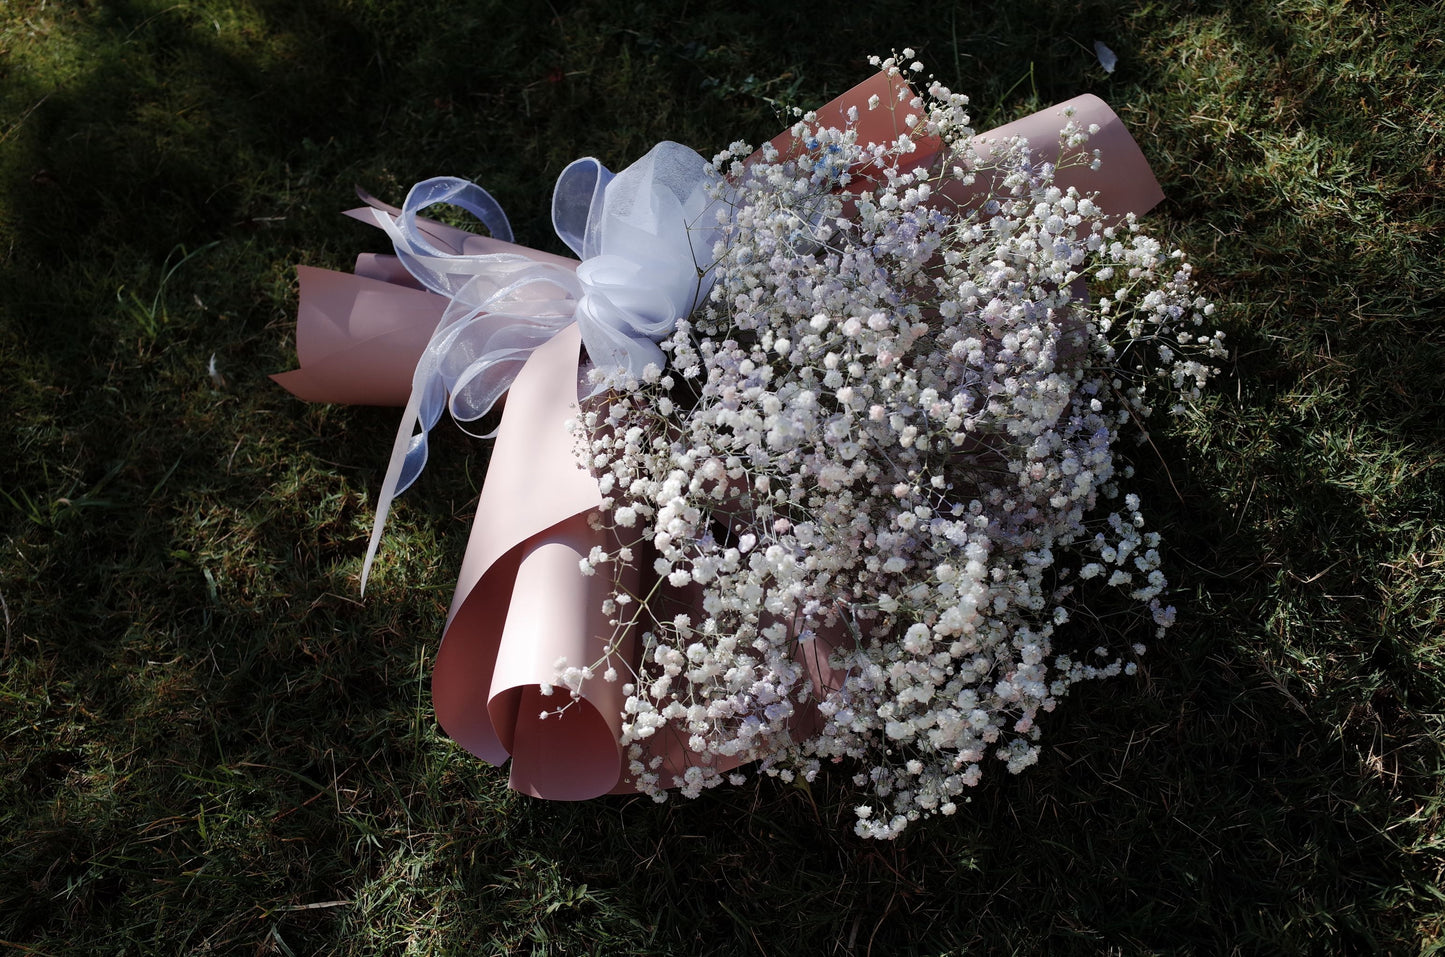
[{"x1": 568, "y1": 55, "x2": 1225, "y2": 838}]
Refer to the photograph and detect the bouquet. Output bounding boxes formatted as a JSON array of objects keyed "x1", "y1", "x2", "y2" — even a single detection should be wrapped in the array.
[{"x1": 278, "y1": 55, "x2": 1224, "y2": 838}]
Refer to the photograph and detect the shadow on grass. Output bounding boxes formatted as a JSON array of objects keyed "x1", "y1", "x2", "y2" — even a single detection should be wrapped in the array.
[{"x1": 2, "y1": 0, "x2": 1443, "y2": 953}]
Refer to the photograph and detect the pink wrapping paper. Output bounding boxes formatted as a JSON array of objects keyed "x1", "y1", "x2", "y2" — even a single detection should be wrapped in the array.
[{"x1": 276, "y1": 74, "x2": 1164, "y2": 798}]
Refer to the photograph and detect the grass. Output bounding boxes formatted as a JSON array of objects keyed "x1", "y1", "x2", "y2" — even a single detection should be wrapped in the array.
[{"x1": 2, "y1": 0, "x2": 1443, "y2": 952}]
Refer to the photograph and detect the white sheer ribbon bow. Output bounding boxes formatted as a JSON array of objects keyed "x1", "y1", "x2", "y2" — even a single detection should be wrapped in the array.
[{"x1": 361, "y1": 141, "x2": 721, "y2": 590}]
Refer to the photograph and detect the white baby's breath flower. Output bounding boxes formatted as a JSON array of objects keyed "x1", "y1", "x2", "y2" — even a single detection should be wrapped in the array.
[{"x1": 565, "y1": 51, "x2": 1224, "y2": 838}]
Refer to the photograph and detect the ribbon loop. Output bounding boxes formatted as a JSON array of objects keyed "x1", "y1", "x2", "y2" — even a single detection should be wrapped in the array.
[
  {"x1": 552, "y1": 158, "x2": 613, "y2": 259},
  {"x1": 373, "y1": 177, "x2": 516, "y2": 298}
]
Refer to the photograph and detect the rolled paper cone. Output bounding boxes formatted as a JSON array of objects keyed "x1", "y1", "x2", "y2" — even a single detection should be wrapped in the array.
[
  {"x1": 487, "y1": 520, "x2": 638, "y2": 799},
  {"x1": 764, "y1": 70, "x2": 937, "y2": 162},
  {"x1": 448, "y1": 322, "x2": 602, "y2": 580},
  {"x1": 270, "y1": 266, "x2": 445, "y2": 406},
  {"x1": 430, "y1": 538, "x2": 520, "y2": 768},
  {"x1": 435, "y1": 323, "x2": 613, "y2": 789},
  {"x1": 945, "y1": 93, "x2": 1164, "y2": 220},
  {"x1": 763, "y1": 77, "x2": 1160, "y2": 220},
  {"x1": 274, "y1": 222, "x2": 578, "y2": 407},
  {"x1": 431, "y1": 323, "x2": 746, "y2": 792}
]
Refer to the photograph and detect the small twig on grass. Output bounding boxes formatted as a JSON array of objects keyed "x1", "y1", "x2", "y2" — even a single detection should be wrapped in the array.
[
  {"x1": 268, "y1": 900, "x2": 351, "y2": 913},
  {"x1": 1113, "y1": 385, "x2": 1186, "y2": 504},
  {"x1": 0, "y1": 941, "x2": 60, "y2": 957},
  {"x1": 0, "y1": 585, "x2": 10, "y2": 657},
  {"x1": 0, "y1": 93, "x2": 50, "y2": 148}
]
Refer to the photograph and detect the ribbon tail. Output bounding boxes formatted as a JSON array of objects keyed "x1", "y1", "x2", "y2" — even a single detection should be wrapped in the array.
[{"x1": 361, "y1": 386, "x2": 428, "y2": 594}]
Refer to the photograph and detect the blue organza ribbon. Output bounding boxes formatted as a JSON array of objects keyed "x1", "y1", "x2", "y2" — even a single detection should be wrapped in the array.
[{"x1": 361, "y1": 142, "x2": 722, "y2": 590}]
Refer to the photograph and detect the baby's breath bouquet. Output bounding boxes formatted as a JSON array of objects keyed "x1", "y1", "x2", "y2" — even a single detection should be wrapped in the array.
[{"x1": 567, "y1": 55, "x2": 1225, "y2": 838}]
